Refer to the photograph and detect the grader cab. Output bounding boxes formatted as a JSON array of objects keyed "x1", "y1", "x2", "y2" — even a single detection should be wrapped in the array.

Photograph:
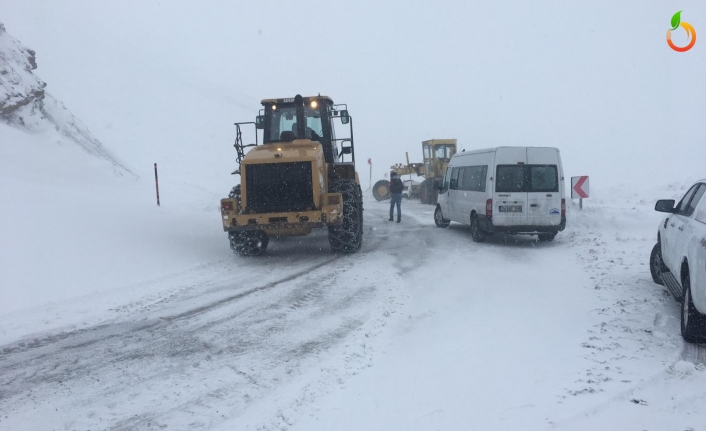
[
  {"x1": 220, "y1": 94, "x2": 363, "y2": 256},
  {"x1": 373, "y1": 139, "x2": 456, "y2": 205}
]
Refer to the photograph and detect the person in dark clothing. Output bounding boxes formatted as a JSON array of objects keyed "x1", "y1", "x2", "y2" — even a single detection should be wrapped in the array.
[{"x1": 389, "y1": 172, "x2": 403, "y2": 222}]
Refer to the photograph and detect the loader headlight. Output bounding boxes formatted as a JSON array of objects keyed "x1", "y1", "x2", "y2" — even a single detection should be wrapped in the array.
[
  {"x1": 221, "y1": 201, "x2": 233, "y2": 211},
  {"x1": 272, "y1": 104, "x2": 277, "y2": 110},
  {"x1": 310, "y1": 100, "x2": 318, "y2": 108}
]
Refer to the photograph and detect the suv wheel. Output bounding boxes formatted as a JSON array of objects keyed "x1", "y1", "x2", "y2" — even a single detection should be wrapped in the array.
[
  {"x1": 681, "y1": 268, "x2": 706, "y2": 343},
  {"x1": 649, "y1": 243, "x2": 667, "y2": 285}
]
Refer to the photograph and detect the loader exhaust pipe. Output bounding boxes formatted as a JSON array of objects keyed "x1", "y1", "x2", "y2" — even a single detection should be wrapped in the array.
[{"x1": 294, "y1": 94, "x2": 306, "y2": 139}]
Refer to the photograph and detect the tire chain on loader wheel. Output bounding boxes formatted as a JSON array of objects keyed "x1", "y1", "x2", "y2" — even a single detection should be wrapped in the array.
[
  {"x1": 420, "y1": 179, "x2": 435, "y2": 205},
  {"x1": 229, "y1": 230, "x2": 269, "y2": 256},
  {"x1": 328, "y1": 179, "x2": 363, "y2": 253},
  {"x1": 372, "y1": 179, "x2": 391, "y2": 201}
]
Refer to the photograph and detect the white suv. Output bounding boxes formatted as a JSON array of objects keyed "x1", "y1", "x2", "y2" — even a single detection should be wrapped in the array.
[{"x1": 651, "y1": 180, "x2": 706, "y2": 343}]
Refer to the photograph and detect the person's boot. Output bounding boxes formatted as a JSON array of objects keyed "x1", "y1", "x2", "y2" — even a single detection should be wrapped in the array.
[
  {"x1": 396, "y1": 218, "x2": 401, "y2": 223},
  {"x1": 388, "y1": 217, "x2": 393, "y2": 221}
]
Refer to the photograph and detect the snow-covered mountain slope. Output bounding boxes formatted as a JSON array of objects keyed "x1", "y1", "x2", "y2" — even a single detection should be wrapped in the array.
[
  {"x1": 0, "y1": 24, "x2": 233, "y2": 320},
  {"x1": 0, "y1": 22, "x2": 131, "y2": 174}
]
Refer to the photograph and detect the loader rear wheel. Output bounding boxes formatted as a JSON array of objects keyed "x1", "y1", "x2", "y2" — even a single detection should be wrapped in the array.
[
  {"x1": 420, "y1": 179, "x2": 437, "y2": 205},
  {"x1": 373, "y1": 180, "x2": 391, "y2": 201},
  {"x1": 229, "y1": 230, "x2": 269, "y2": 256},
  {"x1": 329, "y1": 180, "x2": 363, "y2": 253}
]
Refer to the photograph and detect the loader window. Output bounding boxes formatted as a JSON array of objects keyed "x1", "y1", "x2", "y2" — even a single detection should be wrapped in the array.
[
  {"x1": 434, "y1": 145, "x2": 455, "y2": 161},
  {"x1": 269, "y1": 106, "x2": 297, "y2": 142},
  {"x1": 305, "y1": 113, "x2": 323, "y2": 139},
  {"x1": 268, "y1": 106, "x2": 323, "y2": 142}
]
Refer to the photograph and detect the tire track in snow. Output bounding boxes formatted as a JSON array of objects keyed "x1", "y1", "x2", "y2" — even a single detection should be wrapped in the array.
[{"x1": 0, "y1": 233, "x2": 398, "y2": 430}]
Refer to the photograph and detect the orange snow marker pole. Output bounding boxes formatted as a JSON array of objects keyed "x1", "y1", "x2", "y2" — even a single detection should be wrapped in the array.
[{"x1": 154, "y1": 163, "x2": 160, "y2": 206}]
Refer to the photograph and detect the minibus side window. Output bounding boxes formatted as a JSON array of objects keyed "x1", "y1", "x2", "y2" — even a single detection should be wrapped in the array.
[
  {"x1": 461, "y1": 166, "x2": 487, "y2": 192},
  {"x1": 450, "y1": 168, "x2": 462, "y2": 190},
  {"x1": 441, "y1": 167, "x2": 452, "y2": 192}
]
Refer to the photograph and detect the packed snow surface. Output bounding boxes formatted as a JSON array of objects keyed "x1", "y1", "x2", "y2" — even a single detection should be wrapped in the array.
[{"x1": 2, "y1": 132, "x2": 705, "y2": 429}]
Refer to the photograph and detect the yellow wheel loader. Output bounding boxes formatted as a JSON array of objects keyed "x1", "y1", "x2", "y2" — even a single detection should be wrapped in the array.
[
  {"x1": 220, "y1": 94, "x2": 363, "y2": 256},
  {"x1": 373, "y1": 139, "x2": 456, "y2": 205}
]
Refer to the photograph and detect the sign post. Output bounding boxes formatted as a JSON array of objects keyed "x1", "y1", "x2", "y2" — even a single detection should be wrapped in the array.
[
  {"x1": 368, "y1": 158, "x2": 372, "y2": 190},
  {"x1": 154, "y1": 163, "x2": 160, "y2": 206},
  {"x1": 571, "y1": 176, "x2": 589, "y2": 210}
]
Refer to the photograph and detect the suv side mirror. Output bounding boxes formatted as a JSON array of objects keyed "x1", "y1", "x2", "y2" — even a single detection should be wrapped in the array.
[
  {"x1": 655, "y1": 199, "x2": 676, "y2": 213},
  {"x1": 255, "y1": 115, "x2": 265, "y2": 129},
  {"x1": 340, "y1": 110, "x2": 350, "y2": 124}
]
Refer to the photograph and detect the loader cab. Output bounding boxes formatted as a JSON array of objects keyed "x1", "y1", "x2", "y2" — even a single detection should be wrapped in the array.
[
  {"x1": 422, "y1": 139, "x2": 457, "y2": 178},
  {"x1": 257, "y1": 95, "x2": 352, "y2": 165}
]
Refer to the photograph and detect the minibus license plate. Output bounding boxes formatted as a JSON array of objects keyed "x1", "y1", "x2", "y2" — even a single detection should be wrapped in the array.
[{"x1": 499, "y1": 205, "x2": 522, "y2": 212}]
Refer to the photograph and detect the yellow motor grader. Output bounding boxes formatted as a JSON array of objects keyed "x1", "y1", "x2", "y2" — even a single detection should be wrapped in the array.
[
  {"x1": 219, "y1": 94, "x2": 363, "y2": 256},
  {"x1": 373, "y1": 139, "x2": 456, "y2": 205}
]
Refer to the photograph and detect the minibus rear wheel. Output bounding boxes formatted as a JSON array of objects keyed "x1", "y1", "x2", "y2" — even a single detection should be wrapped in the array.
[{"x1": 470, "y1": 214, "x2": 487, "y2": 242}]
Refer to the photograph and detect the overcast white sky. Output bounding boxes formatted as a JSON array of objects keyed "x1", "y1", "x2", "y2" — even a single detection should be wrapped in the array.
[{"x1": 2, "y1": 0, "x2": 704, "y2": 193}]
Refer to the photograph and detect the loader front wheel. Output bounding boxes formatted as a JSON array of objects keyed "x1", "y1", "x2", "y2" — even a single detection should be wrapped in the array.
[
  {"x1": 329, "y1": 180, "x2": 363, "y2": 253},
  {"x1": 373, "y1": 180, "x2": 391, "y2": 201},
  {"x1": 229, "y1": 230, "x2": 269, "y2": 256}
]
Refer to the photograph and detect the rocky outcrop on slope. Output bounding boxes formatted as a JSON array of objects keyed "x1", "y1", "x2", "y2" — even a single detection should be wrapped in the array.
[{"x1": 0, "y1": 22, "x2": 133, "y2": 175}]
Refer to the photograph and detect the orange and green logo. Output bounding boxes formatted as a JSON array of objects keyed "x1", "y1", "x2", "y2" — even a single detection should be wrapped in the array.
[{"x1": 667, "y1": 11, "x2": 696, "y2": 52}]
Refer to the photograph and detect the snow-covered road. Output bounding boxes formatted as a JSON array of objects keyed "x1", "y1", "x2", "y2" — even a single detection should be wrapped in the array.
[{"x1": 1, "y1": 196, "x2": 705, "y2": 431}]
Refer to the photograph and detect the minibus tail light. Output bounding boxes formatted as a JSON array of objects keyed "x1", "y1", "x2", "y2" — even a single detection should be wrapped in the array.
[
  {"x1": 561, "y1": 199, "x2": 566, "y2": 217},
  {"x1": 486, "y1": 199, "x2": 493, "y2": 217}
]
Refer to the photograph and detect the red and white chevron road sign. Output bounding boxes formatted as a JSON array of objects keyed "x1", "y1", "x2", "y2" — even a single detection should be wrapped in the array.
[{"x1": 571, "y1": 176, "x2": 589, "y2": 199}]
